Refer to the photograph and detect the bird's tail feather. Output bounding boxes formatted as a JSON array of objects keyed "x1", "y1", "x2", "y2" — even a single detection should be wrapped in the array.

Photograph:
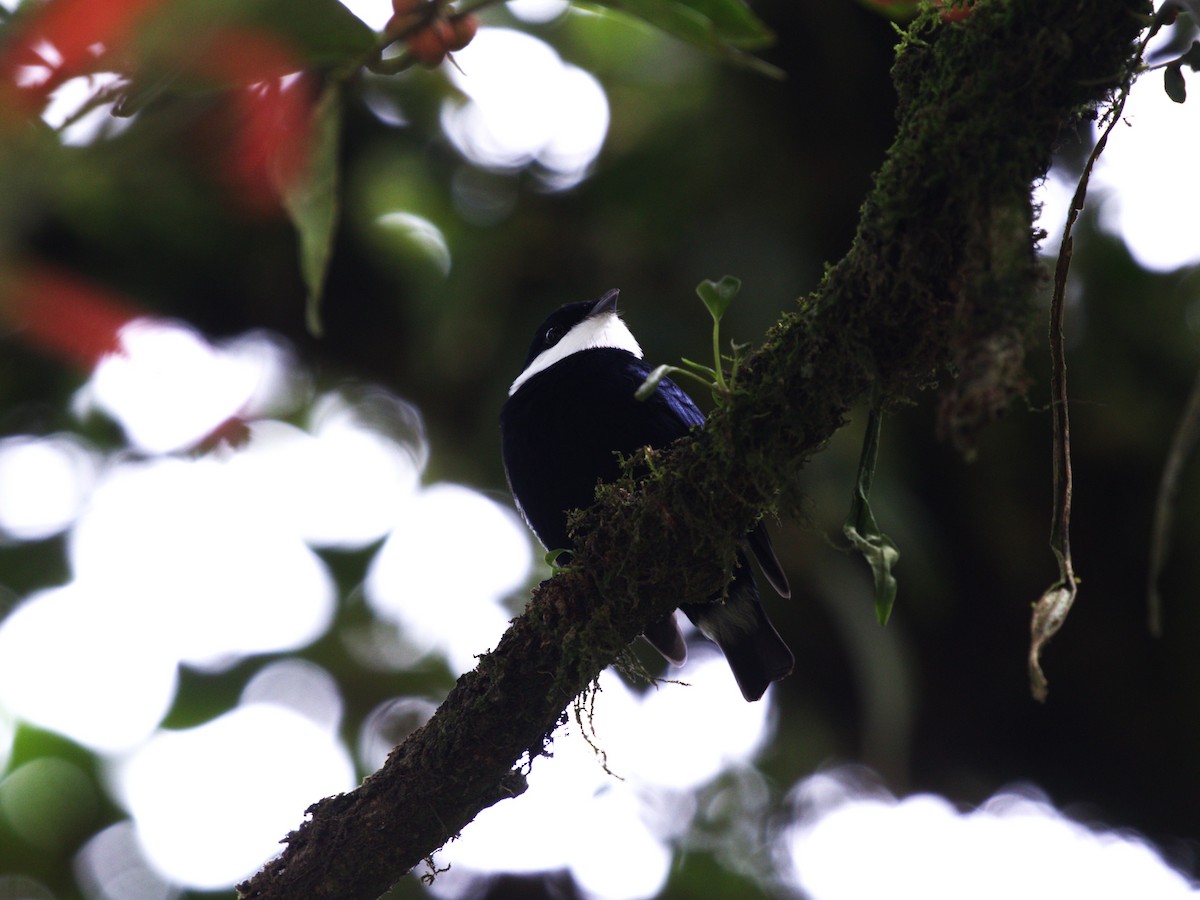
[
  {"x1": 682, "y1": 559, "x2": 793, "y2": 702},
  {"x1": 643, "y1": 612, "x2": 688, "y2": 666}
]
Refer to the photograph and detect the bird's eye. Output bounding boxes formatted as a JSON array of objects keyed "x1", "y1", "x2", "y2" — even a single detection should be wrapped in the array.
[{"x1": 544, "y1": 325, "x2": 564, "y2": 346}]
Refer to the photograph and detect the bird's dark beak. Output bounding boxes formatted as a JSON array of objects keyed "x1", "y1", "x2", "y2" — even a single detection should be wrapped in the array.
[{"x1": 591, "y1": 288, "x2": 620, "y2": 317}]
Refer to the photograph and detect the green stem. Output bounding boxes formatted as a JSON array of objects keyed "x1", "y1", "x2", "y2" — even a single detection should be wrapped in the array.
[
  {"x1": 711, "y1": 318, "x2": 727, "y2": 392},
  {"x1": 670, "y1": 365, "x2": 718, "y2": 392}
]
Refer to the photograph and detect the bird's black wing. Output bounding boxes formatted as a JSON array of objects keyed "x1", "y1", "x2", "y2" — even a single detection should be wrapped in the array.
[
  {"x1": 501, "y1": 349, "x2": 700, "y2": 551},
  {"x1": 658, "y1": 367, "x2": 790, "y2": 599}
]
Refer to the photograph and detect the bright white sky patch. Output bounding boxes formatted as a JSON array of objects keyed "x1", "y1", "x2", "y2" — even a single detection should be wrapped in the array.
[
  {"x1": 533, "y1": 64, "x2": 611, "y2": 191},
  {"x1": 1033, "y1": 166, "x2": 1076, "y2": 257},
  {"x1": 339, "y1": 0, "x2": 391, "y2": 32},
  {"x1": 431, "y1": 704, "x2": 675, "y2": 899},
  {"x1": 339, "y1": 5, "x2": 609, "y2": 189},
  {"x1": 441, "y1": 28, "x2": 610, "y2": 189},
  {"x1": 1091, "y1": 66, "x2": 1200, "y2": 271},
  {"x1": 41, "y1": 73, "x2": 134, "y2": 146},
  {"x1": 570, "y1": 787, "x2": 673, "y2": 900},
  {"x1": 75, "y1": 820, "x2": 177, "y2": 900},
  {"x1": 68, "y1": 455, "x2": 336, "y2": 670},
  {"x1": 226, "y1": 392, "x2": 426, "y2": 549},
  {"x1": 784, "y1": 767, "x2": 1200, "y2": 900},
  {"x1": 595, "y1": 650, "x2": 773, "y2": 791},
  {"x1": 0, "y1": 584, "x2": 179, "y2": 753},
  {"x1": 337, "y1": 1, "x2": 572, "y2": 43},
  {"x1": 88, "y1": 321, "x2": 281, "y2": 454},
  {"x1": 240, "y1": 659, "x2": 344, "y2": 733},
  {"x1": 1036, "y1": 18, "x2": 1200, "y2": 273},
  {"x1": 219, "y1": 331, "x2": 309, "y2": 419},
  {"x1": 507, "y1": 0, "x2": 570, "y2": 24},
  {"x1": 0, "y1": 710, "x2": 13, "y2": 775},
  {"x1": 365, "y1": 482, "x2": 531, "y2": 673},
  {"x1": 430, "y1": 660, "x2": 770, "y2": 898},
  {"x1": 0, "y1": 433, "x2": 98, "y2": 540},
  {"x1": 358, "y1": 696, "x2": 438, "y2": 772},
  {"x1": 112, "y1": 702, "x2": 356, "y2": 890}
]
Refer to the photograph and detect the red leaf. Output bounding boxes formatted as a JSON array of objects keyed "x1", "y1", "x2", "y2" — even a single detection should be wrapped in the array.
[{"x1": 4, "y1": 267, "x2": 142, "y2": 368}]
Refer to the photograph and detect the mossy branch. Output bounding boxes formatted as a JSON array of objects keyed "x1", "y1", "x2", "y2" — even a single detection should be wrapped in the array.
[{"x1": 238, "y1": 2, "x2": 1147, "y2": 898}]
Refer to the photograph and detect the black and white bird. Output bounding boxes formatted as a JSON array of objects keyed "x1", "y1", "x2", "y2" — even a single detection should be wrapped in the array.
[{"x1": 500, "y1": 289, "x2": 793, "y2": 701}]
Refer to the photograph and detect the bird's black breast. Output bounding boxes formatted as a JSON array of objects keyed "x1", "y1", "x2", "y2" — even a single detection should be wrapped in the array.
[{"x1": 500, "y1": 348, "x2": 702, "y2": 551}]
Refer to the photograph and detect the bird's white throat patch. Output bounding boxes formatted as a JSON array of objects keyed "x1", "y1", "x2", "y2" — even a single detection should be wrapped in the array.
[{"x1": 509, "y1": 312, "x2": 644, "y2": 396}]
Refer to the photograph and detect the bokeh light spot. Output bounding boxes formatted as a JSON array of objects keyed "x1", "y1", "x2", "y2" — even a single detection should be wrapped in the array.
[
  {"x1": 365, "y1": 483, "x2": 531, "y2": 673},
  {"x1": 227, "y1": 391, "x2": 426, "y2": 549},
  {"x1": 75, "y1": 820, "x2": 178, "y2": 900},
  {"x1": 68, "y1": 455, "x2": 336, "y2": 670},
  {"x1": 0, "y1": 583, "x2": 179, "y2": 753},
  {"x1": 451, "y1": 166, "x2": 518, "y2": 227},
  {"x1": 41, "y1": 72, "x2": 134, "y2": 145},
  {"x1": 0, "y1": 757, "x2": 98, "y2": 852},
  {"x1": 1093, "y1": 72, "x2": 1200, "y2": 271},
  {"x1": 112, "y1": 703, "x2": 356, "y2": 890},
  {"x1": 1032, "y1": 166, "x2": 1076, "y2": 256},
  {"x1": 506, "y1": 0, "x2": 570, "y2": 24},
  {"x1": 570, "y1": 787, "x2": 671, "y2": 900},
  {"x1": 339, "y1": 0, "x2": 392, "y2": 32},
  {"x1": 440, "y1": 28, "x2": 609, "y2": 189},
  {"x1": 783, "y1": 767, "x2": 1200, "y2": 900},
  {"x1": 240, "y1": 659, "x2": 344, "y2": 733},
  {"x1": 377, "y1": 211, "x2": 453, "y2": 276},
  {"x1": 358, "y1": 696, "x2": 438, "y2": 771},
  {"x1": 607, "y1": 650, "x2": 774, "y2": 791},
  {"x1": 89, "y1": 320, "x2": 269, "y2": 454},
  {"x1": 0, "y1": 433, "x2": 99, "y2": 540},
  {"x1": 431, "y1": 664, "x2": 771, "y2": 898}
]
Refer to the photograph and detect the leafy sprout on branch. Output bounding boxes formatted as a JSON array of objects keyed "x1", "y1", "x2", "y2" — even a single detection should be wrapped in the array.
[{"x1": 635, "y1": 276, "x2": 751, "y2": 406}]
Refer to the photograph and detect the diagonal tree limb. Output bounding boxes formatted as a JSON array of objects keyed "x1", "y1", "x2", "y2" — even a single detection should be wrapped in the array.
[{"x1": 238, "y1": 2, "x2": 1148, "y2": 897}]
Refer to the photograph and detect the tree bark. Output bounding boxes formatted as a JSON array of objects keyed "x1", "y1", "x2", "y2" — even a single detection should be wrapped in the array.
[{"x1": 238, "y1": 2, "x2": 1147, "y2": 897}]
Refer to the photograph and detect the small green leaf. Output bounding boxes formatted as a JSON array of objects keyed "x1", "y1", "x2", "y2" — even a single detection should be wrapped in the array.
[
  {"x1": 585, "y1": 0, "x2": 781, "y2": 76},
  {"x1": 1165, "y1": 62, "x2": 1187, "y2": 104},
  {"x1": 544, "y1": 548, "x2": 573, "y2": 572},
  {"x1": 281, "y1": 82, "x2": 343, "y2": 337},
  {"x1": 677, "y1": 0, "x2": 773, "y2": 46},
  {"x1": 635, "y1": 364, "x2": 675, "y2": 400},
  {"x1": 845, "y1": 509, "x2": 900, "y2": 626},
  {"x1": 843, "y1": 403, "x2": 900, "y2": 625},
  {"x1": 593, "y1": 0, "x2": 773, "y2": 48},
  {"x1": 695, "y1": 275, "x2": 741, "y2": 323},
  {"x1": 246, "y1": 0, "x2": 377, "y2": 66}
]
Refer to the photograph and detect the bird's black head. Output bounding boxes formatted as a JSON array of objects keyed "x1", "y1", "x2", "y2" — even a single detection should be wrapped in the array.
[{"x1": 508, "y1": 289, "x2": 641, "y2": 396}]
